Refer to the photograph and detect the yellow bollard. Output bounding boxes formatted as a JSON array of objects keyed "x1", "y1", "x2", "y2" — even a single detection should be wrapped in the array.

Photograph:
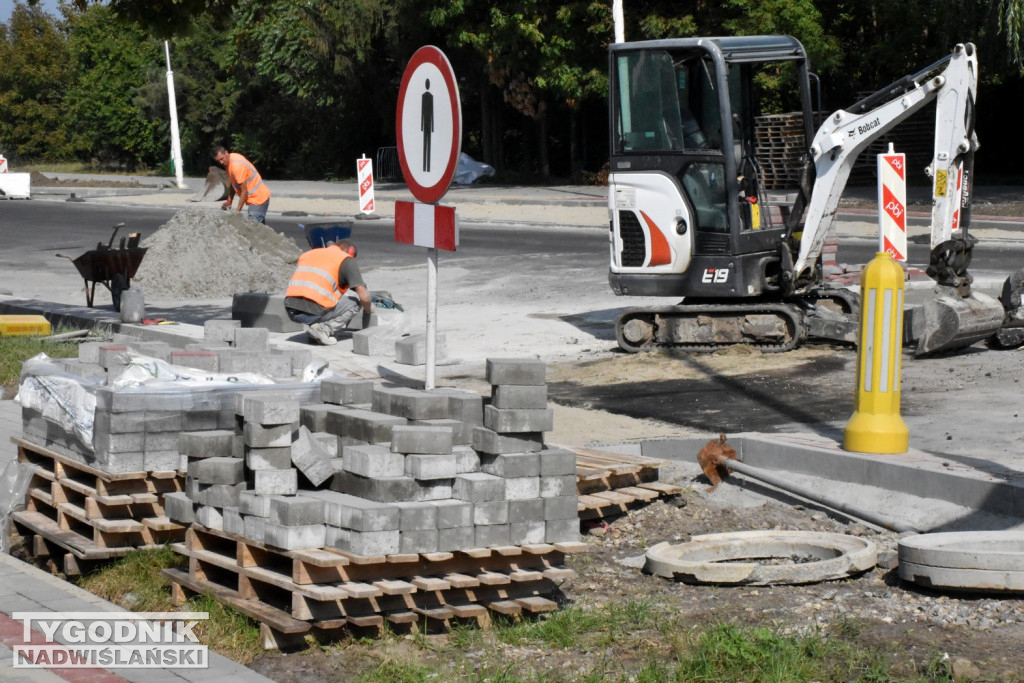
[{"x1": 844, "y1": 252, "x2": 909, "y2": 454}]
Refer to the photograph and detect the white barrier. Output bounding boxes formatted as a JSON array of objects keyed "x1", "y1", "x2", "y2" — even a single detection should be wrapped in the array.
[{"x1": 0, "y1": 172, "x2": 31, "y2": 199}]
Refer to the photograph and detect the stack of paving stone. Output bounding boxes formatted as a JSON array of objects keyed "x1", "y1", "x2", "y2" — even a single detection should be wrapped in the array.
[
  {"x1": 19, "y1": 319, "x2": 317, "y2": 473},
  {"x1": 165, "y1": 358, "x2": 579, "y2": 555},
  {"x1": 10, "y1": 321, "x2": 323, "y2": 572}
]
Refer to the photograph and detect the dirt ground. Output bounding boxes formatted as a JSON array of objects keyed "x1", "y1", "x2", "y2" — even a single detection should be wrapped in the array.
[{"x1": 252, "y1": 467, "x2": 1024, "y2": 681}]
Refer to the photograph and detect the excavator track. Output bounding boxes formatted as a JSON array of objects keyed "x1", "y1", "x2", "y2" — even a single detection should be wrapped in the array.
[{"x1": 615, "y1": 303, "x2": 807, "y2": 353}]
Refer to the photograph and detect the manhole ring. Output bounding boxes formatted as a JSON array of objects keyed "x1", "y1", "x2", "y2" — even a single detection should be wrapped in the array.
[
  {"x1": 899, "y1": 531, "x2": 1024, "y2": 592},
  {"x1": 645, "y1": 530, "x2": 877, "y2": 585}
]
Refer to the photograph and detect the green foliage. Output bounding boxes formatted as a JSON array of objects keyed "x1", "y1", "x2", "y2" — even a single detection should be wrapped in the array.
[
  {"x1": 0, "y1": 3, "x2": 74, "y2": 161},
  {"x1": 63, "y1": 4, "x2": 164, "y2": 168},
  {"x1": 231, "y1": 0, "x2": 387, "y2": 108}
]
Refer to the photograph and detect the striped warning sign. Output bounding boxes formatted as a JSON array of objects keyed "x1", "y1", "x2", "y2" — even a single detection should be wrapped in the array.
[
  {"x1": 357, "y1": 155, "x2": 375, "y2": 214},
  {"x1": 877, "y1": 147, "x2": 906, "y2": 262},
  {"x1": 394, "y1": 200, "x2": 457, "y2": 251}
]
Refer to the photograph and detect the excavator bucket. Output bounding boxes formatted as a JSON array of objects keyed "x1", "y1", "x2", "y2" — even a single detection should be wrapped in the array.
[{"x1": 905, "y1": 286, "x2": 1005, "y2": 356}]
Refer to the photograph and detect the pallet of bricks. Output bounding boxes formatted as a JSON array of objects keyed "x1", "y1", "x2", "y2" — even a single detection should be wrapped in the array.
[
  {"x1": 10, "y1": 320, "x2": 319, "y2": 574},
  {"x1": 162, "y1": 357, "x2": 586, "y2": 649}
]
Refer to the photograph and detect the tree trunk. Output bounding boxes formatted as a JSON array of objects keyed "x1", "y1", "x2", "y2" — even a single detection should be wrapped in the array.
[
  {"x1": 536, "y1": 99, "x2": 550, "y2": 178},
  {"x1": 570, "y1": 106, "x2": 582, "y2": 178}
]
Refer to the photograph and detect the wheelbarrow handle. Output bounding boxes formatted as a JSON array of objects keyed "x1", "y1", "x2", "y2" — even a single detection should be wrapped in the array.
[
  {"x1": 108, "y1": 222, "x2": 126, "y2": 248},
  {"x1": 55, "y1": 253, "x2": 75, "y2": 261}
]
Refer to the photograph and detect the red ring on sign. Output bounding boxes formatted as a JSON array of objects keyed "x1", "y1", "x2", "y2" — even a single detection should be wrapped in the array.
[{"x1": 395, "y1": 46, "x2": 462, "y2": 205}]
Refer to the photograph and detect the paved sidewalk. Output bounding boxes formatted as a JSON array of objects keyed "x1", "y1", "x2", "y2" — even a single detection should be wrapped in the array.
[{"x1": 0, "y1": 398, "x2": 276, "y2": 683}]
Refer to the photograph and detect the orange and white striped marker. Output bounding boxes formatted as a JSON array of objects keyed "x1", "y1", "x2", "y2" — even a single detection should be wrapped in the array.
[
  {"x1": 0, "y1": 155, "x2": 8, "y2": 173},
  {"x1": 357, "y1": 155, "x2": 375, "y2": 214},
  {"x1": 878, "y1": 144, "x2": 907, "y2": 261}
]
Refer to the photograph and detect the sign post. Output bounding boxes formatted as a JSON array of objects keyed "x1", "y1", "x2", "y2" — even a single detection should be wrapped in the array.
[{"x1": 394, "y1": 46, "x2": 462, "y2": 390}]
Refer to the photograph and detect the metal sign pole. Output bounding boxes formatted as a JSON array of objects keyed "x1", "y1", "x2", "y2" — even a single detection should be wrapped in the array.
[{"x1": 426, "y1": 247, "x2": 438, "y2": 389}]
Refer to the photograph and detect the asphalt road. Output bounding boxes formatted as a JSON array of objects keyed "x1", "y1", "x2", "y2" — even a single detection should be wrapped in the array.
[{"x1": 2, "y1": 200, "x2": 1023, "y2": 283}]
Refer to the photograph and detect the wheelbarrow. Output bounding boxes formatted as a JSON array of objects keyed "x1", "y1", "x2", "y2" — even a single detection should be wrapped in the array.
[
  {"x1": 300, "y1": 223, "x2": 352, "y2": 249},
  {"x1": 56, "y1": 223, "x2": 147, "y2": 311}
]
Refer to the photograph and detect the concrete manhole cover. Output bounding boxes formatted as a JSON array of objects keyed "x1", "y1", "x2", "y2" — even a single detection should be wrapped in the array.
[
  {"x1": 645, "y1": 530, "x2": 877, "y2": 585},
  {"x1": 899, "y1": 531, "x2": 1024, "y2": 592}
]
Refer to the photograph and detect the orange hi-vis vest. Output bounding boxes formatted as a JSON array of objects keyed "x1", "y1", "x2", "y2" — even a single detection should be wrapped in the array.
[
  {"x1": 286, "y1": 246, "x2": 350, "y2": 309},
  {"x1": 227, "y1": 152, "x2": 271, "y2": 205}
]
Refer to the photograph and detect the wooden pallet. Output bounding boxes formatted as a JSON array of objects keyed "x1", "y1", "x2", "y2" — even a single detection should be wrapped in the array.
[
  {"x1": 10, "y1": 437, "x2": 186, "y2": 573},
  {"x1": 556, "y1": 445, "x2": 684, "y2": 520},
  {"x1": 163, "y1": 524, "x2": 586, "y2": 649}
]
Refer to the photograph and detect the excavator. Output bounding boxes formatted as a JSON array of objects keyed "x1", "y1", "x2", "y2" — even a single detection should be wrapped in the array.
[{"x1": 607, "y1": 35, "x2": 1021, "y2": 355}]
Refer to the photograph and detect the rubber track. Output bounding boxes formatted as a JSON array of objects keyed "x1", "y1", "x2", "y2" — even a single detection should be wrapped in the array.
[{"x1": 615, "y1": 303, "x2": 806, "y2": 353}]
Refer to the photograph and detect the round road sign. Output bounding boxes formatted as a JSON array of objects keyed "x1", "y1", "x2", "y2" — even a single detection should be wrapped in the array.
[{"x1": 395, "y1": 46, "x2": 462, "y2": 205}]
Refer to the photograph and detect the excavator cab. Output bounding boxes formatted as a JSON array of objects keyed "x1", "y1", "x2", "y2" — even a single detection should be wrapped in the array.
[{"x1": 608, "y1": 36, "x2": 814, "y2": 300}]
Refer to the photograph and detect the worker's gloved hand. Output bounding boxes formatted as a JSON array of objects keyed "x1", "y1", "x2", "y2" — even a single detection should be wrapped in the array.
[{"x1": 221, "y1": 201, "x2": 230, "y2": 211}]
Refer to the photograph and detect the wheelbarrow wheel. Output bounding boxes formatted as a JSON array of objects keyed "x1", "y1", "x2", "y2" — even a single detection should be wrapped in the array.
[{"x1": 111, "y1": 273, "x2": 126, "y2": 312}]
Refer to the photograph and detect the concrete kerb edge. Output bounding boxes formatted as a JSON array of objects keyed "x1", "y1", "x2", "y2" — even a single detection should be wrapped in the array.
[
  {"x1": 641, "y1": 433, "x2": 1024, "y2": 519},
  {"x1": 0, "y1": 297, "x2": 204, "y2": 347}
]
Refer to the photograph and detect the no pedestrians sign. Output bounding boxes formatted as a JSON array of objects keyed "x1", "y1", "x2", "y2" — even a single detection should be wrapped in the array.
[{"x1": 395, "y1": 46, "x2": 462, "y2": 204}]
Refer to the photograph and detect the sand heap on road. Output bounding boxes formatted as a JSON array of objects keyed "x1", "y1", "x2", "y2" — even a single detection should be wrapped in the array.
[{"x1": 132, "y1": 208, "x2": 301, "y2": 299}]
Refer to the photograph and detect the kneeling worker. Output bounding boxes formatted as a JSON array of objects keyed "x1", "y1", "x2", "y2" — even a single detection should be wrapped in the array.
[{"x1": 285, "y1": 239, "x2": 372, "y2": 345}]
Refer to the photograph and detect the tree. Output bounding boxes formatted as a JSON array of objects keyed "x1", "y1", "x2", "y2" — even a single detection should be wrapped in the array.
[
  {"x1": 63, "y1": 4, "x2": 164, "y2": 168},
  {"x1": 0, "y1": 3, "x2": 74, "y2": 161}
]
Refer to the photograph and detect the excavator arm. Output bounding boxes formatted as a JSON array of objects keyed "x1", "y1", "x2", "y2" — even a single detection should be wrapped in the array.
[{"x1": 792, "y1": 43, "x2": 979, "y2": 285}]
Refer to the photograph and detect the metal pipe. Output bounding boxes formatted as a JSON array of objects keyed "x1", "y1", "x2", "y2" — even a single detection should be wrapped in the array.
[
  {"x1": 42, "y1": 329, "x2": 90, "y2": 342},
  {"x1": 721, "y1": 457, "x2": 921, "y2": 534}
]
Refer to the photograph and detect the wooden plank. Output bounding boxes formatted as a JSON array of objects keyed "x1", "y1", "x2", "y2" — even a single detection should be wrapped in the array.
[
  {"x1": 617, "y1": 486, "x2": 660, "y2": 501},
  {"x1": 516, "y1": 597, "x2": 558, "y2": 614},
  {"x1": 288, "y1": 548, "x2": 350, "y2": 568},
  {"x1": 413, "y1": 606, "x2": 453, "y2": 621},
  {"x1": 591, "y1": 490, "x2": 635, "y2": 505},
  {"x1": 92, "y1": 517, "x2": 145, "y2": 534},
  {"x1": 161, "y1": 568, "x2": 309, "y2": 634},
  {"x1": 341, "y1": 582, "x2": 383, "y2": 599},
  {"x1": 374, "y1": 579, "x2": 416, "y2": 596},
  {"x1": 386, "y1": 611, "x2": 419, "y2": 625},
  {"x1": 444, "y1": 573, "x2": 480, "y2": 589},
  {"x1": 553, "y1": 542, "x2": 589, "y2": 554},
  {"x1": 542, "y1": 567, "x2": 577, "y2": 581},
  {"x1": 346, "y1": 614, "x2": 384, "y2": 628},
  {"x1": 636, "y1": 481, "x2": 683, "y2": 495},
  {"x1": 412, "y1": 576, "x2": 451, "y2": 592},
  {"x1": 487, "y1": 600, "x2": 522, "y2": 617},
  {"x1": 477, "y1": 571, "x2": 511, "y2": 586},
  {"x1": 508, "y1": 569, "x2": 544, "y2": 583},
  {"x1": 386, "y1": 553, "x2": 420, "y2": 564},
  {"x1": 311, "y1": 618, "x2": 348, "y2": 630},
  {"x1": 142, "y1": 516, "x2": 185, "y2": 532},
  {"x1": 421, "y1": 552, "x2": 454, "y2": 562},
  {"x1": 448, "y1": 603, "x2": 488, "y2": 619}
]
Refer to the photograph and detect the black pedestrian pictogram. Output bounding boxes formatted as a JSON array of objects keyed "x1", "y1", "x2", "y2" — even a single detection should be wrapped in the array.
[{"x1": 421, "y1": 78, "x2": 434, "y2": 172}]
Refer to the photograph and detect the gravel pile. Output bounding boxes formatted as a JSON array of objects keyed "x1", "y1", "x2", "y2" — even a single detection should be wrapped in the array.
[{"x1": 132, "y1": 208, "x2": 301, "y2": 300}]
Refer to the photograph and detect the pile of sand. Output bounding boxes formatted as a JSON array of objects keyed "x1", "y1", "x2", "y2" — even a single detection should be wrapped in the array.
[{"x1": 132, "y1": 208, "x2": 302, "y2": 299}]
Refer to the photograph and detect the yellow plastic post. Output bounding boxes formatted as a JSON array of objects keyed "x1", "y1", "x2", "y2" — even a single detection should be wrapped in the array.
[{"x1": 844, "y1": 252, "x2": 909, "y2": 453}]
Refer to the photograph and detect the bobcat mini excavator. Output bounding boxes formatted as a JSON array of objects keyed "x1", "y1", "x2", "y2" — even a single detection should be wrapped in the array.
[{"x1": 607, "y1": 36, "x2": 1009, "y2": 355}]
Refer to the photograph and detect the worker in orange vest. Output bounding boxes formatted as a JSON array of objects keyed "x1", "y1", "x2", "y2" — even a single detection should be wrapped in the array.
[
  {"x1": 212, "y1": 146, "x2": 271, "y2": 223},
  {"x1": 284, "y1": 239, "x2": 373, "y2": 345}
]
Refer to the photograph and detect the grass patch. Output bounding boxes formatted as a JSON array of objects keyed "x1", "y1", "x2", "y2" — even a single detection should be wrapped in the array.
[
  {"x1": 675, "y1": 623, "x2": 892, "y2": 682},
  {"x1": 0, "y1": 329, "x2": 82, "y2": 388},
  {"x1": 75, "y1": 547, "x2": 184, "y2": 612},
  {"x1": 74, "y1": 548, "x2": 262, "y2": 665}
]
